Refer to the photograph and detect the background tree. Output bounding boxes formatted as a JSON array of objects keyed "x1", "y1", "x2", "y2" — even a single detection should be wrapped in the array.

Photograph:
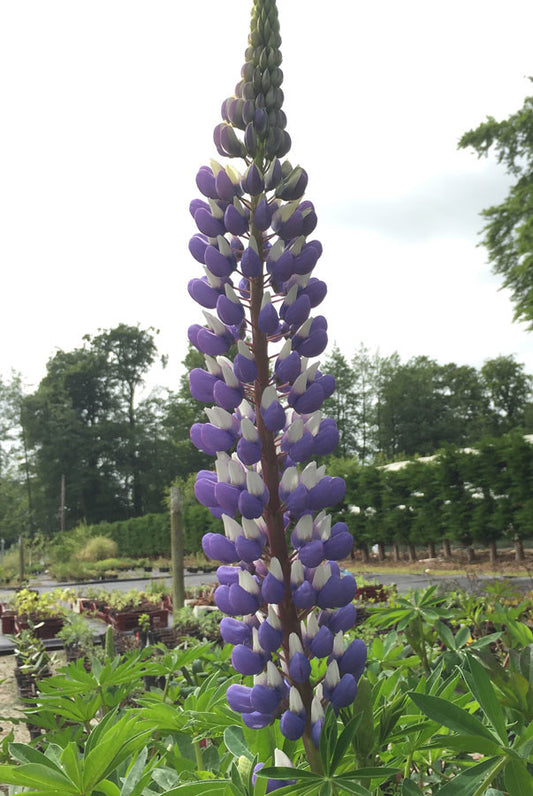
[
  {"x1": 459, "y1": 81, "x2": 533, "y2": 327},
  {"x1": 322, "y1": 345, "x2": 358, "y2": 458},
  {"x1": 86, "y1": 324, "x2": 161, "y2": 516},
  {"x1": 480, "y1": 355, "x2": 532, "y2": 434}
]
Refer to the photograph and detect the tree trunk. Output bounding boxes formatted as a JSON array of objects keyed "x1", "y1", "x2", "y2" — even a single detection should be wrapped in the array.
[
  {"x1": 393, "y1": 543, "x2": 400, "y2": 562},
  {"x1": 408, "y1": 542, "x2": 417, "y2": 563},
  {"x1": 514, "y1": 533, "x2": 525, "y2": 562},
  {"x1": 442, "y1": 539, "x2": 452, "y2": 560},
  {"x1": 427, "y1": 541, "x2": 436, "y2": 559},
  {"x1": 488, "y1": 540, "x2": 498, "y2": 564},
  {"x1": 466, "y1": 545, "x2": 476, "y2": 563},
  {"x1": 359, "y1": 543, "x2": 370, "y2": 563},
  {"x1": 377, "y1": 542, "x2": 386, "y2": 561}
]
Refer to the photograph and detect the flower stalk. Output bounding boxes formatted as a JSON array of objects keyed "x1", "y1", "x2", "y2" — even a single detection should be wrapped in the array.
[{"x1": 186, "y1": 0, "x2": 366, "y2": 782}]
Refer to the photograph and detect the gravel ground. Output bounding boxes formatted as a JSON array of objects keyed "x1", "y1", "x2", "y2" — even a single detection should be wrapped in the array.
[{"x1": 0, "y1": 652, "x2": 67, "y2": 747}]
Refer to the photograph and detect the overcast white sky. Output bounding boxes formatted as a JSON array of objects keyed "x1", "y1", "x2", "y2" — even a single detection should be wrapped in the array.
[{"x1": 1, "y1": 0, "x2": 533, "y2": 396}]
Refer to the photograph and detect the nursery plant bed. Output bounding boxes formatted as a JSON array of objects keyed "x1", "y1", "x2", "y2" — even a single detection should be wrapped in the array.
[
  {"x1": 14, "y1": 616, "x2": 65, "y2": 639},
  {"x1": 111, "y1": 608, "x2": 169, "y2": 633}
]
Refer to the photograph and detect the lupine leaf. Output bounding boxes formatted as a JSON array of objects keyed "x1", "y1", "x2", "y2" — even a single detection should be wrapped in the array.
[
  {"x1": 408, "y1": 692, "x2": 498, "y2": 741},
  {"x1": 258, "y1": 766, "x2": 317, "y2": 780},
  {"x1": 504, "y1": 759, "x2": 533, "y2": 796},
  {"x1": 331, "y1": 778, "x2": 372, "y2": 795},
  {"x1": 462, "y1": 656, "x2": 508, "y2": 744},
  {"x1": 330, "y1": 713, "x2": 363, "y2": 774},
  {"x1": 224, "y1": 725, "x2": 254, "y2": 761},
  {"x1": 435, "y1": 757, "x2": 502, "y2": 796}
]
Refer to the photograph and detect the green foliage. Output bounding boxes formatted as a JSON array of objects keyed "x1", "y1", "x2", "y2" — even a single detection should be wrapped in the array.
[
  {"x1": 459, "y1": 81, "x2": 533, "y2": 329},
  {"x1": 76, "y1": 535, "x2": 119, "y2": 562},
  {"x1": 3, "y1": 593, "x2": 533, "y2": 794}
]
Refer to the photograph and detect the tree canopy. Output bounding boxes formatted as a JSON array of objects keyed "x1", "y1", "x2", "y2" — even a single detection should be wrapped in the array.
[{"x1": 459, "y1": 79, "x2": 533, "y2": 327}]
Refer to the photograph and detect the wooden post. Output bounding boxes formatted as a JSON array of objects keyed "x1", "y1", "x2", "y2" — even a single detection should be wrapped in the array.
[
  {"x1": 19, "y1": 535, "x2": 25, "y2": 583},
  {"x1": 170, "y1": 486, "x2": 185, "y2": 611},
  {"x1": 60, "y1": 475, "x2": 66, "y2": 533}
]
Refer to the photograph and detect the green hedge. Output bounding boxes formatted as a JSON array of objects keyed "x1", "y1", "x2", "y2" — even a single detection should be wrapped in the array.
[{"x1": 75, "y1": 502, "x2": 220, "y2": 558}]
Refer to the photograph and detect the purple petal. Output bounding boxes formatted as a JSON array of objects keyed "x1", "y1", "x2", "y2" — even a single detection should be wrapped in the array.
[
  {"x1": 237, "y1": 438, "x2": 262, "y2": 465},
  {"x1": 224, "y1": 204, "x2": 249, "y2": 236},
  {"x1": 215, "y1": 169, "x2": 236, "y2": 202},
  {"x1": 280, "y1": 710, "x2": 306, "y2": 740},
  {"x1": 196, "y1": 327, "x2": 232, "y2": 356},
  {"x1": 235, "y1": 535, "x2": 263, "y2": 563},
  {"x1": 241, "y1": 245, "x2": 262, "y2": 278},
  {"x1": 251, "y1": 684, "x2": 282, "y2": 714},
  {"x1": 226, "y1": 683, "x2": 253, "y2": 713},
  {"x1": 331, "y1": 674, "x2": 357, "y2": 709},
  {"x1": 189, "y1": 368, "x2": 217, "y2": 403},
  {"x1": 194, "y1": 207, "x2": 226, "y2": 238},
  {"x1": 298, "y1": 540, "x2": 325, "y2": 569},
  {"x1": 220, "y1": 617, "x2": 253, "y2": 645},
  {"x1": 233, "y1": 352, "x2": 258, "y2": 383},
  {"x1": 202, "y1": 534, "x2": 239, "y2": 564},
  {"x1": 217, "y1": 567, "x2": 241, "y2": 587},
  {"x1": 292, "y1": 383, "x2": 325, "y2": 414},
  {"x1": 188, "y1": 277, "x2": 221, "y2": 310},
  {"x1": 215, "y1": 584, "x2": 234, "y2": 614},
  {"x1": 339, "y1": 639, "x2": 367, "y2": 681},
  {"x1": 303, "y1": 278, "x2": 327, "y2": 307},
  {"x1": 238, "y1": 491, "x2": 264, "y2": 520},
  {"x1": 258, "y1": 302, "x2": 279, "y2": 335},
  {"x1": 188, "y1": 234, "x2": 209, "y2": 264},
  {"x1": 275, "y1": 350, "x2": 301, "y2": 384},
  {"x1": 216, "y1": 294, "x2": 245, "y2": 326},
  {"x1": 204, "y1": 245, "x2": 235, "y2": 279},
  {"x1": 196, "y1": 166, "x2": 218, "y2": 199},
  {"x1": 261, "y1": 573, "x2": 286, "y2": 604},
  {"x1": 229, "y1": 583, "x2": 260, "y2": 615},
  {"x1": 309, "y1": 626, "x2": 334, "y2": 658},
  {"x1": 292, "y1": 580, "x2": 317, "y2": 610},
  {"x1": 254, "y1": 198, "x2": 273, "y2": 231},
  {"x1": 242, "y1": 711, "x2": 273, "y2": 730},
  {"x1": 213, "y1": 380, "x2": 244, "y2": 411},
  {"x1": 232, "y1": 644, "x2": 265, "y2": 675},
  {"x1": 289, "y1": 651, "x2": 311, "y2": 684},
  {"x1": 257, "y1": 621, "x2": 283, "y2": 654},
  {"x1": 214, "y1": 482, "x2": 241, "y2": 516},
  {"x1": 326, "y1": 604, "x2": 358, "y2": 634},
  {"x1": 261, "y1": 401, "x2": 286, "y2": 432},
  {"x1": 323, "y1": 531, "x2": 353, "y2": 561}
]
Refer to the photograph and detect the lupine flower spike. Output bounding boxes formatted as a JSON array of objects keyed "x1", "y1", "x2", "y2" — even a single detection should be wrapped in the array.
[{"x1": 187, "y1": 0, "x2": 366, "y2": 776}]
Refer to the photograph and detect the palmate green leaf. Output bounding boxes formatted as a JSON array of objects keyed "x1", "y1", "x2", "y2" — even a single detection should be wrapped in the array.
[
  {"x1": 224, "y1": 725, "x2": 254, "y2": 761},
  {"x1": 468, "y1": 632, "x2": 502, "y2": 650},
  {"x1": 436, "y1": 757, "x2": 502, "y2": 796},
  {"x1": 82, "y1": 715, "x2": 151, "y2": 791},
  {"x1": 422, "y1": 733, "x2": 502, "y2": 756},
  {"x1": 258, "y1": 766, "x2": 318, "y2": 780},
  {"x1": 408, "y1": 692, "x2": 498, "y2": 742},
  {"x1": 462, "y1": 656, "x2": 508, "y2": 744},
  {"x1": 8, "y1": 743, "x2": 60, "y2": 768},
  {"x1": 120, "y1": 746, "x2": 149, "y2": 796},
  {"x1": 435, "y1": 620, "x2": 457, "y2": 651},
  {"x1": 96, "y1": 781, "x2": 121, "y2": 796},
  {"x1": 0, "y1": 762, "x2": 78, "y2": 791},
  {"x1": 320, "y1": 706, "x2": 338, "y2": 775},
  {"x1": 60, "y1": 743, "x2": 83, "y2": 790},
  {"x1": 401, "y1": 781, "x2": 424, "y2": 795},
  {"x1": 336, "y1": 767, "x2": 400, "y2": 782},
  {"x1": 330, "y1": 713, "x2": 363, "y2": 774},
  {"x1": 504, "y1": 758, "x2": 533, "y2": 796},
  {"x1": 159, "y1": 781, "x2": 231, "y2": 795},
  {"x1": 332, "y1": 778, "x2": 372, "y2": 795}
]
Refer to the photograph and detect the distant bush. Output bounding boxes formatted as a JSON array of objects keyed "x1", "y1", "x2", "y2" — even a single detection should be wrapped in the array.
[{"x1": 76, "y1": 536, "x2": 118, "y2": 562}]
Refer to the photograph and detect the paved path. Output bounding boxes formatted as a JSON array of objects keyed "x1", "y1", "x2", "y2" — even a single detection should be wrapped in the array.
[{"x1": 2, "y1": 569, "x2": 532, "y2": 654}]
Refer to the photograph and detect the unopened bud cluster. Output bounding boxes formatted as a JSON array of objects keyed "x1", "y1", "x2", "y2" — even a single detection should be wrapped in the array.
[{"x1": 186, "y1": 0, "x2": 366, "y2": 763}]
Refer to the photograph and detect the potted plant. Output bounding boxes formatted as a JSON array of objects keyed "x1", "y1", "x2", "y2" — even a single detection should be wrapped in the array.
[
  {"x1": 10, "y1": 588, "x2": 74, "y2": 638},
  {"x1": 56, "y1": 613, "x2": 94, "y2": 669},
  {"x1": 104, "y1": 588, "x2": 169, "y2": 632}
]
